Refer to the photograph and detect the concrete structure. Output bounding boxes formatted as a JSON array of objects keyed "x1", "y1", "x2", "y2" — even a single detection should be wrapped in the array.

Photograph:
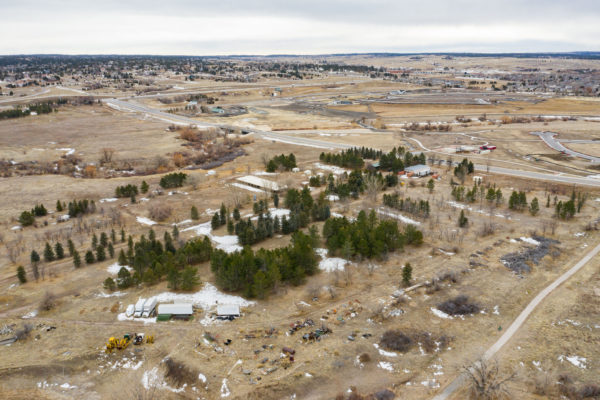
[
  {"x1": 405, "y1": 164, "x2": 431, "y2": 177},
  {"x1": 217, "y1": 304, "x2": 240, "y2": 320},
  {"x1": 236, "y1": 175, "x2": 282, "y2": 193}
]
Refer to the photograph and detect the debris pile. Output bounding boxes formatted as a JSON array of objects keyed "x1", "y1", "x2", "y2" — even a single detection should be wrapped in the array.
[{"x1": 500, "y1": 236, "x2": 560, "y2": 273}]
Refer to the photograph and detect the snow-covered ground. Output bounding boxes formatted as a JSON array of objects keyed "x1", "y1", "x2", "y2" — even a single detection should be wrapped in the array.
[
  {"x1": 250, "y1": 208, "x2": 290, "y2": 220},
  {"x1": 314, "y1": 162, "x2": 349, "y2": 175},
  {"x1": 520, "y1": 237, "x2": 540, "y2": 246},
  {"x1": 136, "y1": 216, "x2": 157, "y2": 226},
  {"x1": 316, "y1": 248, "x2": 349, "y2": 272},
  {"x1": 373, "y1": 343, "x2": 397, "y2": 357},
  {"x1": 99, "y1": 198, "x2": 118, "y2": 203},
  {"x1": 558, "y1": 355, "x2": 587, "y2": 369},
  {"x1": 377, "y1": 208, "x2": 420, "y2": 225},
  {"x1": 430, "y1": 308, "x2": 452, "y2": 319},
  {"x1": 182, "y1": 221, "x2": 242, "y2": 253},
  {"x1": 58, "y1": 147, "x2": 75, "y2": 156},
  {"x1": 151, "y1": 283, "x2": 254, "y2": 311},
  {"x1": 378, "y1": 361, "x2": 394, "y2": 372},
  {"x1": 107, "y1": 262, "x2": 132, "y2": 275}
]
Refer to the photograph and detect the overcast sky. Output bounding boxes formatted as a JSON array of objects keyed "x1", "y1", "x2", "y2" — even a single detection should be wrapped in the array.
[{"x1": 1, "y1": 0, "x2": 599, "y2": 55}]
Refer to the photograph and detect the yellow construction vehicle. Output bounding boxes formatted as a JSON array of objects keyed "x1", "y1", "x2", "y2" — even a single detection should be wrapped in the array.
[{"x1": 105, "y1": 333, "x2": 153, "y2": 353}]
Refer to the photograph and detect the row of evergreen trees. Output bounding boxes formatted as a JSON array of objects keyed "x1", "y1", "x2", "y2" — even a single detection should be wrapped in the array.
[
  {"x1": 319, "y1": 148, "x2": 366, "y2": 169},
  {"x1": 160, "y1": 172, "x2": 187, "y2": 188},
  {"x1": 383, "y1": 194, "x2": 431, "y2": 218},
  {"x1": 18, "y1": 204, "x2": 48, "y2": 226},
  {"x1": 266, "y1": 153, "x2": 297, "y2": 172},
  {"x1": 322, "y1": 210, "x2": 423, "y2": 260},
  {"x1": 211, "y1": 230, "x2": 319, "y2": 298}
]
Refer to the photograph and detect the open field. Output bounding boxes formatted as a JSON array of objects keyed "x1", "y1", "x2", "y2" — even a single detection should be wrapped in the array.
[{"x1": 1, "y1": 54, "x2": 600, "y2": 400}]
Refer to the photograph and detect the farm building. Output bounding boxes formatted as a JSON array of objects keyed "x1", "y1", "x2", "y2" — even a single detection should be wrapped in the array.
[
  {"x1": 405, "y1": 164, "x2": 431, "y2": 177},
  {"x1": 217, "y1": 304, "x2": 240, "y2": 320},
  {"x1": 156, "y1": 303, "x2": 193, "y2": 321},
  {"x1": 236, "y1": 176, "x2": 282, "y2": 193}
]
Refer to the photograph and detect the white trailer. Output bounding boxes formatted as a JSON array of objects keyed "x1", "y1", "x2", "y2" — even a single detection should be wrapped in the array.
[
  {"x1": 142, "y1": 298, "x2": 157, "y2": 318},
  {"x1": 134, "y1": 298, "x2": 146, "y2": 318}
]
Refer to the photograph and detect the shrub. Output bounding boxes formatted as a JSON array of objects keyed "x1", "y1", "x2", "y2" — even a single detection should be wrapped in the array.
[
  {"x1": 380, "y1": 330, "x2": 412, "y2": 352},
  {"x1": 149, "y1": 204, "x2": 173, "y2": 221},
  {"x1": 19, "y1": 211, "x2": 35, "y2": 226},
  {"x1": 103, "y1": 277, "x2": 116, "y2": 291},
  {"x1": 438, "y1": 295, "x2": 479, "y2": 315},
  {"x1": 17, "y1": 266, "x2": 27, "y2": 284},
  {"x1": 15, "y1": 324, "x2": 32, "y2": 341},
  {"x1": 39, "y1": 291, "x2": 56, "y2": 312},
  {"x1": 159, "y1": 172, "x2": 187, "y2": 188}
]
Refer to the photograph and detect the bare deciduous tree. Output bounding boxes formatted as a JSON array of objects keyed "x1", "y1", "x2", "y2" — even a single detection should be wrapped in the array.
[{"x1": 463, "y1": 358, "x2": 514, "y2": 400}]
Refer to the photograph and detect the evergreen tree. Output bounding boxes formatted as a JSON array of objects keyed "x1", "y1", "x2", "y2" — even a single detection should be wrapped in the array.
[
  {"x1": 67, "y1": 239, "x2": 75, "y2": 257},
  {"x1": 85, "y1": 250, "x2": 95, "y2": 264},
  {"x1": 427, "y1": 179, "x2": 435, "y2": 193},
  {"x1": 211, "y1": 212, "x2": 220, "y2": 230},
  {"x1": 103, "y1": 277, "x2": 116, "y2": 291},
  {"x1": 111, "y1": 229, "x2": 116, "y2": 243},
  {"x1": 130, "y1": 193, "x2": 136, "y2": 203},
  {"x1": 54, "y1": 242, "x2": 65, "y2": 260},
  {"x1": 120, "y1": 228, "x2": 126, "y2": 243},
  {"x1": 529, "y1": 197, "x2": 540, "y2": 216},
  {"x1": 167, "y1": 267, "x2": 182, "y2": 290},
  {"x1": 191, "y1": 205, "x2": 199, "y2": 220},
  {"x1": 141, "y1": 180, "x2": 149, "y2": 194},
  {"x1": 31, "y1": 250, "x2": 40, "y2": 265},
  {"x1": 56, "y1": 200, "x2": 63, "y2": 212},
  {"x1": 92, "y1": 233, "x2": 98, "y2": 250},
  {"x1": 172, "y1": 224, "x2": 179, "y2": 240},
  {"x1": 402, "y1": 263, "x2": 412, "y2": 286},
  {"x1": 19, "y1": 211, "x2": 35, "y2": 226},
  {"x1": 73, "y1": 250, "x2": 81, "y2": 268},
  {"x1": 233, "y1": 207, "x2": 241, "y2": 221},
  {"x1": 546, "y1": 195, "x2": 550, "y2": 208},
  {"x1": 118, "y1": 249, "x2": 127, "y2": 265},
  {"x1": 108, "y1": 242, "x2": 115, "y2": 258},
  {"x1": 227, "y1": 219, "x2": 234, "y2": 234},
  {"x1": 117, "y1": 267, "x2": 132, "y2": 288},
  {"x1": 100, "y1": 232, "x2": 108, "y2": 248},
  {"x1": 273, "y1": 215, "x2": 280, "y2": 233},
  {"x1": 17, "y1": 266, "x2": 27, "y2": 284},
  {"x1": 44, "y1": 242, "x2": 55, "y2": 262},
  {"x1": 273, "y1": 193, "x2": 279, "y2": 208},
  {"x1": 458, "y1": 210, "x2": 468, "y2": 227},
  {"x1": 220, "y1": 203, "x2": 227, "y2": 225},
  {"x1": 181, "y1": 266, "x2": 200, "y2": 291}
]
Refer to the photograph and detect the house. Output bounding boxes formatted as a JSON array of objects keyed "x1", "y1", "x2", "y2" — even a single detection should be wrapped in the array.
[
  {"x1": 217, "y1": 304, "x2": 240, "y2": 320},
  {"x1": 404, "y1": 164, "x2": 431, "y2": 177},
  {"x1": 156, "y1": 303, "x2": 193, "y2": 321}
]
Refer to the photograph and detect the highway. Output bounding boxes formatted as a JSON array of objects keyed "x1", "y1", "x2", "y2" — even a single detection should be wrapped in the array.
[
  {"x1": 103, "y1": 98, "x2": 600, "y2": 187},
  {"x1": 531, "y1": 131, "x2": 600, "y2": 163}
]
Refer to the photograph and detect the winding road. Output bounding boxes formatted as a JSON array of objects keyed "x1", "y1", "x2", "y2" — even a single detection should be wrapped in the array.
[{"x1": 532, "y1": 131, "x2": 600, "y2": 163}]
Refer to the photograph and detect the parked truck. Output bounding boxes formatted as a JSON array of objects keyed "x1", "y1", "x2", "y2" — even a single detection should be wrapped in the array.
[
  {"x1": 142, "y1": 298, "x2": 157, "y2": 318},
  {"x1": 134, "y1": 298, "x2": 146, "y2": 318}
]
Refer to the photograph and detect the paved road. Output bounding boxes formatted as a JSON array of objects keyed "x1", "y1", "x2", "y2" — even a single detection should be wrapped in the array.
[
  {"x1": 432, "y1": 240, "x2": 600, "y2": 400},
  {"x1": 104, "y1": 98, "x2": 600, "y2": 187},
  {"x1": 531, "y1": 131, "x2": 600, "y2": 163}
]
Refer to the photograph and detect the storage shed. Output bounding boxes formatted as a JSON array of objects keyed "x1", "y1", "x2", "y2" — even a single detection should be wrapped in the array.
[
  {"x1": 404, "y1": 164, "x2": 431, "y2": 177},
  {"x1": 156, "y1": 303, "x2": 193, "y2": 321},
  {"x1": 217, "y1": 304, "x2": 240, "y2": 320}
]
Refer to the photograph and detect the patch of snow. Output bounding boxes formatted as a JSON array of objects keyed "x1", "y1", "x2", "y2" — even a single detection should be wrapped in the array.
[
  {"x1": 251, "y1": 208, "x2": 290, "y2": 220},
  {"x1": 438, "y1": 249, "x2": 455, "y2": 256},
  {"x1": 59, "y1": 383, "x2": 77, "y2": 389},
  {"x1": 221, "y1": 378, "x2": 231, "y2": 397},
  {"x1": 11, "y1": 225, "x2": 21, "y2": 230},
  {"x1": 182, "y1": 221, "x2": 212, "y2": 236},
  {"x1": 574, "y1": 232, "x2": 585, "y2": 237},
  {"x1": 558, "y1": 355, "x2": 587, "y2": 369},
  {"x1": 520, "y1": 237, "x2": 540, "y2": 246},
  {"x1": 493, "y1": 305, "x2": 500, "y2": 315},
  {"x1": 212, "y1": 235, "x2": 243, "y2": 253},
  {"x1": 378, "y1": 361, "x2": 393, "y2": 372},
  {"x1": 431, "y1": 308, "x2": 452, "y2": 319},
  {"x1": 99, "y1": 198, "x2": 118, "y2": 203},
  {"x1": 173, "y1": 219, "x2": 192, "y2": 226},
  {"x1": 118, "y1": 313, "x2": 156, "y2": 324},
  {"x1": 139, "y1": 197, "x2": 149, "y2": 202},
  {"x1": 377, "y1": 208, "x2": 421, "y2": 225},
  {"x1": 304, "y1": 372, "x2": 312, "y2": 377},
  {"x1": 22, "y1": 310, "x2": 38, "y2": 319},
  {"x1": 421, "y1": 379, "x2": 440, "y2": 388},
  {"x1": 96, "y1": 291, "x2": 126, "y2": 298},
  {"x1": 58, "y1": 148, "x2": 75, "y2": 156},
  {"x1": 142, "y1": 367, "x2": 160, "y2": 389},
  {"x1": 319, "y1": 257, "x2": 349, "y2": 272},
  {"x1": 298, "y1": 301, "x2": 311, "y2": 307},
  {"x1": 207, "y1": 170, "x2": 216, "y2": 176},
  {"x1": 136, "y1": 216, "x2": 157, "y2": 226},
  {"x1": 327, "y1": 195, "x2": 340, "y2": 201},
  {"x1": 373, "y1": 343, "x2": 397, "y2": 357},
  {"x1": 152, "y1": 283, "x2": 254, "y2": 311},
  {"x1": 107, "y1": 262, "x2": 132, "y2": 275}
]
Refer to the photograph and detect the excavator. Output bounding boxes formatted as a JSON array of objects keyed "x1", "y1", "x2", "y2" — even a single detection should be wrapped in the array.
[{"x1": 105, "y1": 333, "x2": 154, "y2": 353}]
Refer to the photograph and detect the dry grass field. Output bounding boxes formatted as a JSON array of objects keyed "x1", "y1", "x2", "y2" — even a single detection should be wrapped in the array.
[{"x1": 1, "y1": 55, "x2": 600, "y2": 399}]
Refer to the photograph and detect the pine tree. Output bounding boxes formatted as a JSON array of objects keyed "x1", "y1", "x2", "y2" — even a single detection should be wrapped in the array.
[
  {"x1": 91, "y1": 233, "x2": 98, "y2": 250},
  {"x1": 211, "y1": 213, "x2": 220, "y2": 230},
  {"x1": 67, "y1": 239, "x2": 75, "y2": 257},
  {"x1": 103, "y1": 277, "x2": 116, "y2": 291},
  {"x1": 85, "y1": 250, "x2": 95, "y2": 264},
  {"x1": 172, "y1": 224, "x2": 179, "y2": 240},
  {"x1": 141, "y1": 180, "x2": 149, "y2": 194},
  {"x1": 56, "y1": 200, "x2": 63, "y2": 212},
  {"x1": 118, "y1": 249, "x2": 127, "y2": 265},
  {"x1": 120, "y1": 228, "x2": 126, "y2": 243},
  {"x1": 233, "y1": 207, "x2": 240, "y2": 221},
  {"x1": 54, "y1": 242, "x2": 65, "y2": 259},
  {"x1": 167, "y1": 267, "x2": 182, "y2": 290},
  {"x1": 191, "y1": 205, "x2": 199, "y2": 220},
  {"x1": 227, "y1": 219, "x2": 234, "y2": 234},
  {"x1": 427, "y1": 179, "x2": 435, "y2": 193},
  {"x1": 181, "y1": 266, "x2": 200, "y2": 291},
  {"x1": 130, "y1": 193, "x2": 136, "y2": 203},
  {"x1": 73, "y1": 250, "x2": 81, "y2": 268},
  {"x1": 44, "y1": 242, "x2": 55, "y2": 262},
  {"x1": 220, "y1": 203, "x2": 227, "y2": 225},
  {"x1": 402, "y1": 263, "x2": 412, "y2": 287},
  {"x1": 458, "y1": 210, "x2": 468, "y2": 227},
  {"x1": 30, "y1": 250, "x2": 40, "y2": 265},
  {"x1": 117, "y1": 267, "x2": 132, "y2": 288},
  {"x1": 273, "y1": 193, "x2": 279, "y2": 208},
  {"x1": 17, "y1": 266, "x2": 27, "y2": 284},
  {"x1": 529, "y1": 197, "x2": 540, "y2": 216},
  {"x1": 108, "y1": 242, "x2": 115, "y2": 258},
  {"x1": 111, "y1": 228, "x2": 116, "y2": 243},
  {"x1": 546, "y1": 195, "x2": 550, "y2": 208},
  {"x1": 100, "y1": 232, "x2": 108, "y2": 248}
]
